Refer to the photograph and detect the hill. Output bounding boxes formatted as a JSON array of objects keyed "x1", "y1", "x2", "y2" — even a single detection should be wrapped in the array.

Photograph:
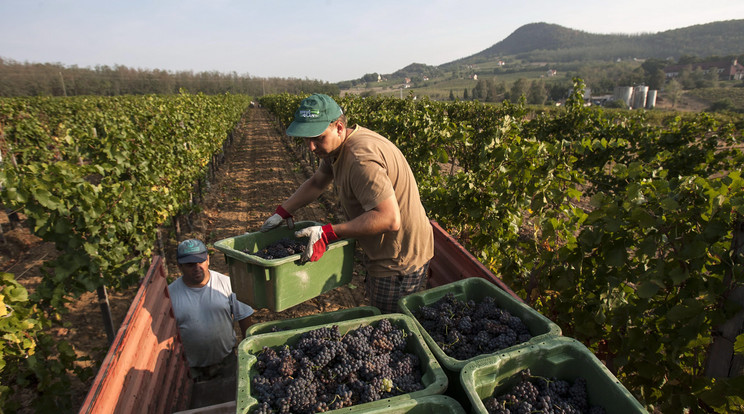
[{"x1": 393, "y1": 20, "x2": 744, "y2": 77}]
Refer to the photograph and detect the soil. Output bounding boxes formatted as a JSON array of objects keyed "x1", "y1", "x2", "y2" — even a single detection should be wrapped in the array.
[{"x1": 0, "y1": 107, "x2": 369, "y2": 412}]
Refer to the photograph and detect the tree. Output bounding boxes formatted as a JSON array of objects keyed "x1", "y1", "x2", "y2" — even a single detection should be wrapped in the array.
[
  {"x1": 463, "y1": 88, "x2": 469, "y2": 100},
  {"x1": 449, "y1": 89, "x2": 456, "y2": 101},
  {"x1": 646, "y1": 69, "x2": 666, "y2": 91},
  {"x1": 527, "y1": 80, "x2": 547, "y2": 105},
  {"x1": 485, "y1": 79, "x2": 505, "y2": 102},
  {"x1": 507, "y1": 78, "x2": 528, "y2": 102},
  {"x1": 472, "y1": 79, "x2": 487, "y2": 101},
  {"x1": 665, "y1": 78, "x2": 683, "y2": 108}
]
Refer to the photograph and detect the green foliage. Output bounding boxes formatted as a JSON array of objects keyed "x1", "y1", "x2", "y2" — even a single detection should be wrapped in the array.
[
  {"x1": 261, "y1": 83, "x2": 744, "y2": 412},
  {"x1": 0, "y1": 93, "x2": 251, "y2": 411},
  {"x1": 0, "y1": 272, "x2": 85, "y2": 412}
]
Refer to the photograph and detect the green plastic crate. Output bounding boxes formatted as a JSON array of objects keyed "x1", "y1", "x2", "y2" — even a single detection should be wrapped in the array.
[
  {"x1": 346, "y1": 395, "x2": 465, "y2": 413},
  {"x1": 245, "y1": 306, "x2": 381, "y2": 336},
  {"x1": 236, "y1": 314, "x2": 448, "y2": 414},
  {"x1": 398, "y1": 277, "x2": 562, "y2": 373},
  {"x1": 213, "y1": 221, "x2": 355, "y2": 312},
  {"x1": 461, "y1": 336, "x2": 647, "y2": 413}
]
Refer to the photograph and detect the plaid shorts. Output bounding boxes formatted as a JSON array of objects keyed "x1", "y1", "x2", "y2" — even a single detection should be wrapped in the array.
[
  {"x1": 365, "y1": 261, "x2": 430, "y2": 314},
  {"x1": 190, "y1": 348, "x2": 237, "y2": 383}
]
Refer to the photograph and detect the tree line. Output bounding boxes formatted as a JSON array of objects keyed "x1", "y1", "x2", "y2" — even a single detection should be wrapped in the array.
[
  {"x1": 446, "y1": 54, "x2": 744, "y2": 109},
  {"x1": 0, "y1": 57, "x2": 339, "y2": 97}
]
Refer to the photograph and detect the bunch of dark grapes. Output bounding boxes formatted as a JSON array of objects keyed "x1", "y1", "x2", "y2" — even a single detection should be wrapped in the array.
[
  {"x1": 482, "y1": 369, "x2": 607, "y2": 414},
  {"x1": 414, "y1": 292, "x2": 532, "y2": 360},
  {"x1": 248, "y1": 237, "x2": 306, "y2": 260},
  {"x1": 250, "y1": 319, "x2": 425, "y2": 413}
]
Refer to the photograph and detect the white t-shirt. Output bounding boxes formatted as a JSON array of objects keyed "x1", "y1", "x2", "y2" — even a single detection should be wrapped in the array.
[{"x1": 168, "y1": 270, "x2": 254, "y2": 367}]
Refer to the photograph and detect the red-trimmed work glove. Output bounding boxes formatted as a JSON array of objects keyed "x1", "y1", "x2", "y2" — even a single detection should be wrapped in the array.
[
  {"x1": 260, "y1": 205, "x2": 294, "y2": 232},
  {"x1": 295, "y1": 224, "x2": 338, "y2": 262}
]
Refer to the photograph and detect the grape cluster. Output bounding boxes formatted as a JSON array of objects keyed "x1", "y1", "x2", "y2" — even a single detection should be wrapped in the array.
[
  {"x1": 414, "y1": 292, "x2": 532, "y2": 360},
  {"x1": 250, "y1": 319, "x2": 424, "y2": 413},
  {"x1": 247, "y1": 237, "x2": 306, "y2": 260},
  {"x1": 483, "y1": 369, "x2": 607, "y2": 414}
]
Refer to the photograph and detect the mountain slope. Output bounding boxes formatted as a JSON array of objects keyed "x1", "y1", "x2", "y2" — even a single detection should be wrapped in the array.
[{"x1": 439, "y1": 19, "x2": 744, "y2": 68}]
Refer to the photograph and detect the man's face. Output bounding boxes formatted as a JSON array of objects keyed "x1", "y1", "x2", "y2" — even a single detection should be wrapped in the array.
[
  {"x1": 304, "y1": 121, "x2": 344, "y2": 157},
  {"x1": 178, "y1": 258, "x2": 210, "y2": 287}
]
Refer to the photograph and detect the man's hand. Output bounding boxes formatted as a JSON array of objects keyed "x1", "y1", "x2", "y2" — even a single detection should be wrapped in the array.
[
  {"x1": 260, "y1": 205, "x2": 293, "y2": 232},
  {"x1": 295, "y1": 224, "x2": 338, "y2": 262}
]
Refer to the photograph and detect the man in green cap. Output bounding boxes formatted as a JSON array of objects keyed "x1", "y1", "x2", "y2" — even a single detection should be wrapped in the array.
[{"x1": 261, "y1": 93, "x2": 434, "y2": 313}]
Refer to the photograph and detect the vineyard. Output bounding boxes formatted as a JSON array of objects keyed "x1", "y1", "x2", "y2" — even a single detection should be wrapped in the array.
[
  {"x1": 259, "y1": 84, "x2": 744, "y2": 413},
  {"x1": 0, "y1": 92, "x2": 251, "y2": 412},
  {"x1": 0, "y1": 81, "x2": 743, "y2": 413}
]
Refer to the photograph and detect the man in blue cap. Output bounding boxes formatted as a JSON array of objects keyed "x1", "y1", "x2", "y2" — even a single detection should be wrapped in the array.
[
  {"x1": 261, "y1": 94, "x2": 434, "y2": 313},
  {"x1": 168, "y1": 238, "x2": 254, "y2": 381}
]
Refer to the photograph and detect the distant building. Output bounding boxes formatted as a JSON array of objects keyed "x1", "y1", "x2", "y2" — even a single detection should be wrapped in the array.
[
  {"x1": 546, "y1": 69, "x2": 557, "y2": 77},
  {"x1": 664, "y1": 59, "x2": 744, "y2": 80}
]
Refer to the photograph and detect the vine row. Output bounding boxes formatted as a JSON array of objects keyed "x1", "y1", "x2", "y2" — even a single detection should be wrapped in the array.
[{"x1": 259, "y1": 84, "x2": 744, "y2": 413}]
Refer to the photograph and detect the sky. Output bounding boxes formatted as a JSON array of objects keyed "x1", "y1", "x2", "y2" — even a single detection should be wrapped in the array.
[{"x1": 1, "y1": 0, "x2": 743, "y2": 83}]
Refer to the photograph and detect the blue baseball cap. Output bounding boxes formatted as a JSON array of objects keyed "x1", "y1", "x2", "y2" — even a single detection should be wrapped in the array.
[
  {"x1": 286, "y1": 94, "x2": 343, "y2": 137},
  {"x1": 177, "y1": 239, "x2": 208, "y2": 264}
]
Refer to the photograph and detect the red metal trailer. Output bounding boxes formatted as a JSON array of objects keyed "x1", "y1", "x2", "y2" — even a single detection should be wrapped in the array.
[{"x1": 78, "y1": 221, "x2": 518, "y2": 413}]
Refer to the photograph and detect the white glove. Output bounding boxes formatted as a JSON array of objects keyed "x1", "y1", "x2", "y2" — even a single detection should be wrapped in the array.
[
  {"x1": 260, "y1": 205, "x2": 293, "y2": 232},
  {"x1": 260, "y1": 213, "x2": 284, "y2": 232},
  {"x1": 295, "y1": 224, "x2": 338, "y2": 262}
]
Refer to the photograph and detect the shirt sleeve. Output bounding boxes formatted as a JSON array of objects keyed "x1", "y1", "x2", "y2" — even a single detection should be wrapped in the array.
[
  {"x1": 350, "y1": 159, "x2": 395, "y2": 212},
  {"x1": 230, "y1": 293, "x2": 254, "y2": 321}
]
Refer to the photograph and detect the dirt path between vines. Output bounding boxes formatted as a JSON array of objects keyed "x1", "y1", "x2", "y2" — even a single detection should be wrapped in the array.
[{"x1": 1, "y1": 107, "x2": 368, "y2": 411}]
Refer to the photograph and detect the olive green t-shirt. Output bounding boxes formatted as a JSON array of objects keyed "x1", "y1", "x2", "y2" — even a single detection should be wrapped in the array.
[{"x1": 319, "y1": 126, "x2": 434, "y2": 277}]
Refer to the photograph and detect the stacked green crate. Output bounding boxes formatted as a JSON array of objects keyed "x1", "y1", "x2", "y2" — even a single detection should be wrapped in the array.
[
  {"x1": 461, "y1": 336, "x2": 647, "y2": 413},
  {"x1": 245, "y1": 306, "x2": 381, "y2": 336},
  {"x1": 346, "y1": 395, "x2": 465, "y2": 413},
  {"x1": 235, "y1": 314, "x2": 448, "y2": 413},
  {"x1": 398, "y1": 277, "x2": 562, "y2": 408}
]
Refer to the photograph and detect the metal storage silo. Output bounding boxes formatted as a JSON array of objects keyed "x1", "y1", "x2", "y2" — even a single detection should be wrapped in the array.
[
  {"x1": 613, "y1": 86, "x2": 633, "y2": 107},
  {"x1": 646, "y1": 90, "x2": 657, "y2": 109},
  {"x1": 633, "y1": 85, "x2": 648, "y2": 110}
]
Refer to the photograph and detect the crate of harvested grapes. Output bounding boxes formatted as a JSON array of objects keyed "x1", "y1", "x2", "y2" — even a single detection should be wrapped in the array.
[
  {"x1": 236, "y1": 314, "x2": 449, "y2": 414},
  {"x1": 350, "y1": 395, "x2": 466, "y2": 413},
  {"x1": 213, "y1": 221, "x2": 355, "y2": 312},
  {"x1": 398, "y1": 277, "x2": 562, "y2": 374},
  {"x1": 460, "y1": 336, "x2": 647, "y2": 414},
  {"x1": 245, "y1": 306, "x2": 381, "y2": 337}
]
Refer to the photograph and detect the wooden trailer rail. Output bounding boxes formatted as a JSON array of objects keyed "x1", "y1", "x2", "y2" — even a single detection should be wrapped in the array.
[
  {"x1": 78, "y1": 256, "x2": 193, "y2": 414},
  {"x1": 428, "y1": 220, "x2": 522, "y2": 301}
]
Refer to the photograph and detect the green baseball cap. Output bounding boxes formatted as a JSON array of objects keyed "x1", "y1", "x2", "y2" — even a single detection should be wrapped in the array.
[
  {"x1": 177, "y1": 239, "x2": 208, "y2": 264},
  {"x1": 286, "y1": 94, "x2": 343, "y2": 137}
]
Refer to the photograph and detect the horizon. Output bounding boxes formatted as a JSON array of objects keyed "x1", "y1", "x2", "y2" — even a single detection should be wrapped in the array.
[{"x1": 1, "y1": 1, "x2": 743, "y2": 83}]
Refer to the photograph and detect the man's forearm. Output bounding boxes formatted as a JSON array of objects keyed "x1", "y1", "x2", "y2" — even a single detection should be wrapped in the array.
[{"x1": 282, "y1": 174, "x2": 328, "y2": 213}]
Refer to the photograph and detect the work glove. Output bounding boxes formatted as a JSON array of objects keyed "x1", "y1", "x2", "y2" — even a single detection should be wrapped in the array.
[
  {"x1": 260, "y1": 205, "x2": 294, "y2": 232},
  {"x1": 295, "y1": 224, "x2": 338, "y2": 262}
]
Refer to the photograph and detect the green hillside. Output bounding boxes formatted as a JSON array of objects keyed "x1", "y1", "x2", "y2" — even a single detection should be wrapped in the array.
[{"x1": 441, "y1": 20, "x2": 744, "y2": 67}]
